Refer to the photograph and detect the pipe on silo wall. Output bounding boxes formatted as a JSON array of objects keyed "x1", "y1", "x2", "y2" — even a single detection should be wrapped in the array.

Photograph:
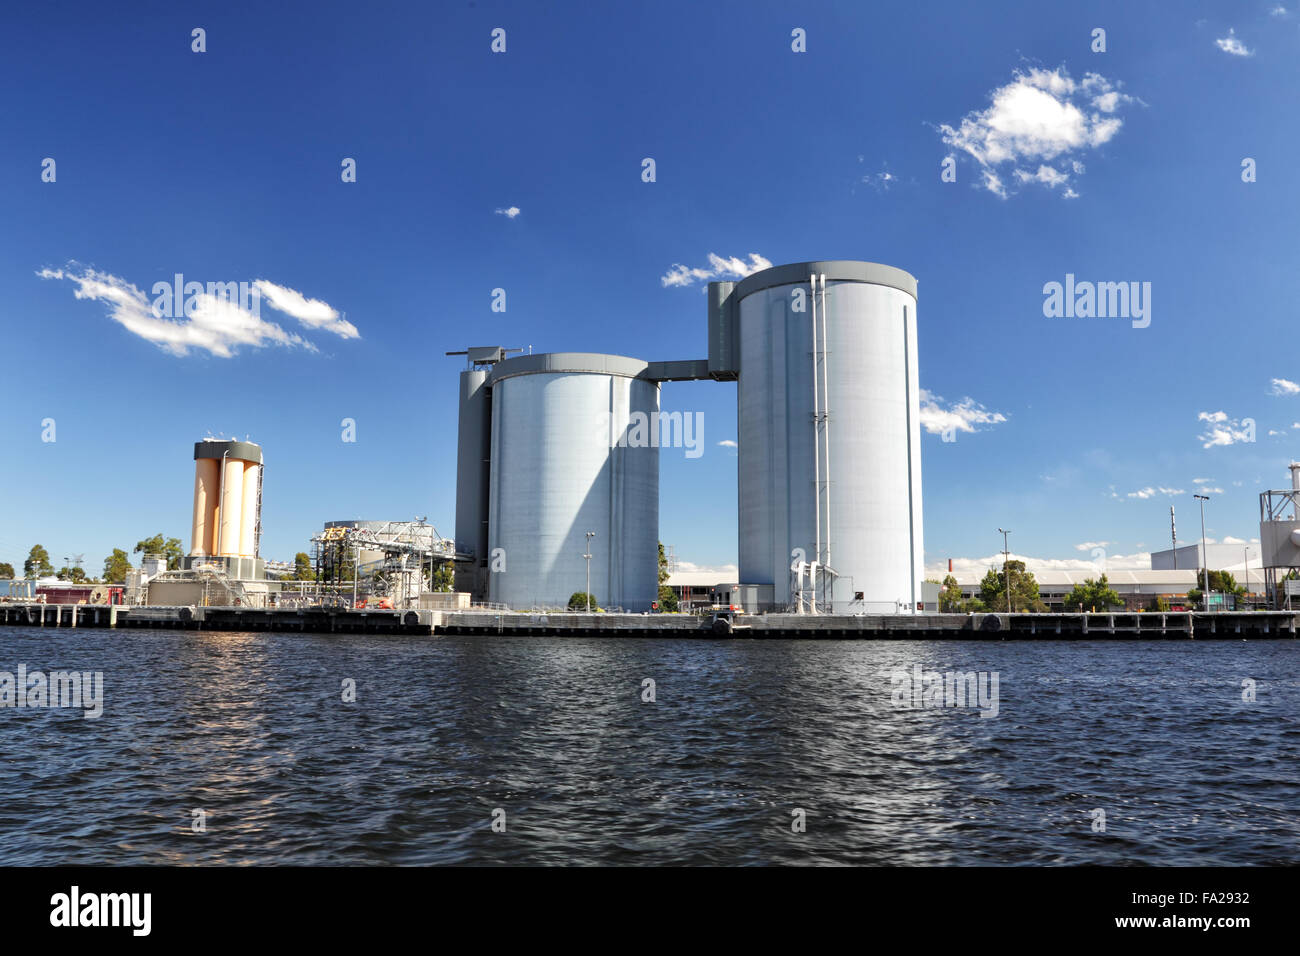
[
  {"x1": 218, "y1": 456, "x2": 245, "y2": 557},
  {"x1": 191, "y1": 458, "x2": 220, "y2": 555},
  {"x1": 239, "y1": 462, "x2": 260, "y2": 557}
]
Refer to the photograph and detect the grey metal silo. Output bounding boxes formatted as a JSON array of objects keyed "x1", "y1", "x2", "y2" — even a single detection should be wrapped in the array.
[
  {"x1": 723, "y1": 261, "x2": 923, "y2": 613},
  {"x1": 483, "y1": 353, "x2": 660, "y2": 611}
]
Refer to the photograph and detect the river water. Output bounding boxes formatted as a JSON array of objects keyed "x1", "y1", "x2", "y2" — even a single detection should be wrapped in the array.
[{"x1": 1, "y1": 627, "x2": 1296, "y2": 865}]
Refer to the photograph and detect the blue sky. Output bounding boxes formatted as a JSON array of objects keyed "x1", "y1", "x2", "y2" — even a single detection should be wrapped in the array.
[{"x1": 2, "y1": 0, "x2": 1298, "y2": 579}]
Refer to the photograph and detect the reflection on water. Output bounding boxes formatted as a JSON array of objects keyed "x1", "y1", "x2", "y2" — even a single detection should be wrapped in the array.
[{"x1": 0, "y1": 629, "x2": 1296, "y2": 865}]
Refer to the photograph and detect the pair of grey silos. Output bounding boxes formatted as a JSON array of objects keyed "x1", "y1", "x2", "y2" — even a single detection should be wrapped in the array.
[{"x1": 453, "y1": 261, "x2": 923, "y2": 613}]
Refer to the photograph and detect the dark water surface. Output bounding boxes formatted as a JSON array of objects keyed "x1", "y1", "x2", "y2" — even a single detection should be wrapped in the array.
[{"x1": 1, "y1": 627, "x2": 1296, "y2": 865}]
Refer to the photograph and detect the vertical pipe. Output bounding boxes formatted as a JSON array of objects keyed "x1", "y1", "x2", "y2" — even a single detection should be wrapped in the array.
[
  {"x1": 820, "y1": 274, "x2": 831, "y2": 580},
  {"x1": 810, "y1": 276, "x2": 820, "y2": 612},
  {"x1": 904, "y1": 306, "x2": 917, "y2": 614},
  {"x1": 214, "y1": 452, "x2": 225, "y2": 557}
]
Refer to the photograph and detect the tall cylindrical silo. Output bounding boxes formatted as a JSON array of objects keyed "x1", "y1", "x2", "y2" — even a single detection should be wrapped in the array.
[
  {"x1": 190, "y1": 440, "x2": 264, "y2": 561},
  {"x1": 239, "y1": 462, "x2": 260, "y2": 557},
  {"x1": 733, "y1": 261, "x2": 923, "y2": 612},
  {"x1": 191, "y1": 458, "x2": 220, "y2": 555},
  {"x1": 218, "y1": 457, "x2": 245, "y2": 557},
  {"x1": 486, "y1": 353, "x2": 659, "y2": 611}
]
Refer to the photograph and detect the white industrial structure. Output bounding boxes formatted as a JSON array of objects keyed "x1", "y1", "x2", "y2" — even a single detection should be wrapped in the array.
[
  {"x1": 315, "y1": 520, "x2": 455, "y2": 607},
  {"x1": 1150, "y1": 543, "x2": 1260, "y2": 572},
  {"x1": 451, "y1": 260, "x2": 926, "y2": 615},
  {"x1": 1258, "y1": 462, "x2": 1300, "y2": 606},
  {"x1": 455, "y1": 351, "x2": 663, "y2": 611}
]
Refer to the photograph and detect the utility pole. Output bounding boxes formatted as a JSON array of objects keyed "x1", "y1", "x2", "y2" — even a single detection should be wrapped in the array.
[
  {"x1": 1194, "y1": 494, "x2": 1210, "y2": 612},
  {"x1": 998, "y1": 528, "x2": 1012, "y2": 613},
  {"x1": 584, "y1": 531, "x2": 596, "y2": 612},
  {"x1": 352, "y1": 546, "x2": 359, "y2": 610},
  {"x1": 1170, "y1": 506, "x2": 1177, "y2": 569}
]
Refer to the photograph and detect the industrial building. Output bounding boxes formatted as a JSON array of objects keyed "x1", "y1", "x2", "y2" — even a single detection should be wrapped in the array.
[
  {"x1": 453, "y1": 260, "x2": 925, "y2": 614},
  {"x1": 1150, "y1": 543, "x2": 1259, "y2": 571}
]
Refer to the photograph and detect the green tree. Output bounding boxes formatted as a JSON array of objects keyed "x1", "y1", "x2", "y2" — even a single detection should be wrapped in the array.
[
  {"x1": 24, "y1": 545, "x2": 53, "y2": 578},
  {"x1": 936, "y1": 573, "x2": 985, "y2": 612},
  {"x1": 134, "y1": 534, "x2": 184, "y2": 570},
  {"x1": 937, "y1": 574, "x2": 963, "y2": 612},
  {"x1": 1187, "y1": 569, "x2": 1247, "y2": 607},
  {"x1": 292, "y1": 551, "x2": 316, "y2": 581},
  {"x1": 56, "y1": 565, "x2": 88, "y2": 584},
  {"x1": 102, "y1": 548, "x2": 132, "y2": 584},
  {"x1": 568, "y1": 591, "x2": 599, "y2": 611},
  {"x1": 978, "y1": 560, "x2": 1046, "y2": 612},
  {"x1": 1062, "y1": 574, "x2": 1124, "y2": 611},
  {"x1": 657, "y1": 542, "x2": 678, "y2": 611},
  {"x1": 430, "y1": 563, "x2": 454, "y2": 592},
  {"x1": 1147, "y1": 595, "x2": 1171, "y2": 612},
  {"x1": 0, "y1": 562, "x2": 14, "y2": 579}
]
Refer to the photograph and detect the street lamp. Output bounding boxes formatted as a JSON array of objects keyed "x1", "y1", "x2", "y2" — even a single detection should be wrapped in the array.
[
  {"x1": 997, "y1": 528, "x2": 1012, "y2": 613},
  {"x1": 1194, "y1": 494, "x2": 1210, "y2": 612},
  {"x1": 1243, "y1": 546, "x2": 1250, "y2": 611},
  {"x1": 584, "y1": 531, "x2": 596, "y2": 612}
]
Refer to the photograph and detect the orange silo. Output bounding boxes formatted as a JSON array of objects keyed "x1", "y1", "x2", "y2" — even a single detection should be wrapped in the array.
[{"x1": 190, "y1": 440, "x2": 265, "y2": 559}]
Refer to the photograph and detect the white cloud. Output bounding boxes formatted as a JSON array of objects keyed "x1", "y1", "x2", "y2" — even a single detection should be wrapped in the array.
[
  {"x1": 1197, "y1": 410, "x2": 1254, "y2": 447},
  {"x1": 929, "y1": 551, "x2": 1153, "y2": 575},
  {"x1": 1074, "y1": 541, "x2": 1110, "y2": 551},
  {"x1": 1271, "y1": 6, "x2": 1288, "y2": 17},
  {"x1": 862, "y1": 169, "x2": 898, "y2": 191},
  {"x1": 670, "y1": 561, "x2": 739, "y2": 578},
  {"x1": 661, "y1": 253, "x2": 772, "y2": 288},
  {"x1": 38, "y1": 265, "x2": 325, "y2": 358},
  {"x1": 254, "y1": 280, "x2": 358, "y2": 339},
  {"x1": 1215, "y1": 29, "x2": 1254, "y2": 57},
  {"x1": 919, "y1": 389, "x2": 1007, "y2": 435},
  {"x1": 1126, "y1": 486, "x2": 1185, "y2": 499},
  {"x1": 717, "y1": 439, "x2": 738, "y2": 448},
  {"x1": 1222, "y1": 535, "x2": 1248, "y2": 544},
  {"x1": 494, "y1": 206, "x2": 521, "y2": 219},
  {"x1": 1014, "y1": 164, "x2": 1069, "y2": 187},
  {"x1": 938, "y1": 66, "x2": 1136, "y2": 198},
  {"x1": 1270, "y1": 377, "x2": 1300, "y2": 395}
]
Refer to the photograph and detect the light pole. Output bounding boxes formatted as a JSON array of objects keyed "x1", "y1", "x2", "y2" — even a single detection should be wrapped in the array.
[
  {"x1": 1194, "y1": 494, "x2": 1210, "y2": 612},
  {"x1": 584, "y1": 531, "x2": 596, "y2": 612},
  {"x1": 1243, "y1": 546, "x2": 1250, "y2": 611},
  {"x1": 998, "y1": 528, "x2": 1012, "y2": 613}
]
